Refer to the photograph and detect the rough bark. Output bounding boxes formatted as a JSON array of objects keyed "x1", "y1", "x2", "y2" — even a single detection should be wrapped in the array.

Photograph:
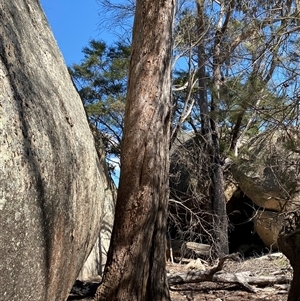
[
  {"x1": 93, "y1": 0, "x2": 175, "y2": 301},
  {"x1": 0, "y1": 1, "x2": 107, "y2": 300},
  {"x1": 196, "y1": 0, "x2": 229, "y2": 258},
  {"x1": 278, "y1": 212, "x2": 300, "y2": 301}
]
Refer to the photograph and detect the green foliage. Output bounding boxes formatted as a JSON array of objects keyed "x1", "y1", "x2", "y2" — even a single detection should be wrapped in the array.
[
  {"x1": 70, "y1": 0, "x2": 300, "y2": 168},
  {"x1": 174, "y1": 8, "x2": 198, "y2": 50},
  {"x1": 69, "y1": 39, "x2": 131, "y2": 162}
]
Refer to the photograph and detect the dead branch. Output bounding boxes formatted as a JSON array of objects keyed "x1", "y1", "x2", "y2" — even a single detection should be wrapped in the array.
[{"x1": 167, "y1": 254, "x2": 291, "y2": 292}]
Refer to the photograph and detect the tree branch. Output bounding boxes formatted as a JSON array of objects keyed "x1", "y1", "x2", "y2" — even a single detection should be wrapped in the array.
[{"x1": 167, "y1": 254, "x2": 291, "y2": 292}]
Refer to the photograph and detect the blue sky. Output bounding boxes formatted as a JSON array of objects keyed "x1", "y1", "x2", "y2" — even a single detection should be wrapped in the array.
[{"x1": 40, "y1": 0, "x2": 115, "y2": 66}]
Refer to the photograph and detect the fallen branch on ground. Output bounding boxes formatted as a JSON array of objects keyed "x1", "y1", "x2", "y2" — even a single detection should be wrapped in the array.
[{"x1": 167, "y1": 254, "x2": 291, "y2": 292}]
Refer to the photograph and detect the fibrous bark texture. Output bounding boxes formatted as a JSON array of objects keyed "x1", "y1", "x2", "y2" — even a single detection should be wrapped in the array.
[
  {"x1": 0, "y1": 1, "x2": 108, "y2": 300},
  {"x1": 93, "y1": 0, "x2": 175, "y2": 300},
  {"x1": 278, "y1": 212, "x2": 300, "y2": 301}
]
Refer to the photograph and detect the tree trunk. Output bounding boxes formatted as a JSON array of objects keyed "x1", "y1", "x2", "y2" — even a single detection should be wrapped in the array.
[
  {"x1": 0, "y1": 1, "x2": 107, "y2": 301},
  {"x1": 196, "y1": 0, "x2": 229, "y2": 258},
  {"x1": 93, "y1": 0, "x2": 175, "y2": 300},
  {"x1": 278, "y1": 212, "x2": 300, "y2": 301}
]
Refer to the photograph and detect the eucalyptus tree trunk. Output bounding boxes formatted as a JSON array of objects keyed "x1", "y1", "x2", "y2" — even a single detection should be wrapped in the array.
[
  {"x1": 93, "y1": 0, "x2": 175, "y2": 300},
  {"x1": 196, "y1": 0, "x2": 229, "y2": 258},
  {"x1": 278, "y1": 211, "x2": 300, "y2": 301}
]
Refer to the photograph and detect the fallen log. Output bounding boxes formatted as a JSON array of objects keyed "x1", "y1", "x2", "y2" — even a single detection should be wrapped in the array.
[
  {"x1": 184, "y1": 242, "x2": 211, "y2": 256},
  {"x1": 167, "y1": 254, "x2": 292, "y2": 292}
]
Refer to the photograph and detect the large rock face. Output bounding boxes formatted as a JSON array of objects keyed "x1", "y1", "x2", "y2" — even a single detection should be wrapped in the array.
[
  {"x1": 232, "y1": 128, "x2": 300, "y2": 249},
  {"x1": 78, "y1": 127, "x2": 116, "y2": 280},
  {"x1": 232, "y1": 129, "x2": 300, "y2": 212},
  {"x1": 78, "y1": 206, "x2": 114, "y2": 280},
  {"x1": 0, "y1": 2, "x2": 107, "y2": 301},
  {"x1": 253, "y1": 210, "x2": 284, "y2": 250},
  {"x1": 169, "y1": 132, "x2": 236, "y2": 246},
  {"x1": 78, "y1": 181, "x2": 115, "y2": 280}
]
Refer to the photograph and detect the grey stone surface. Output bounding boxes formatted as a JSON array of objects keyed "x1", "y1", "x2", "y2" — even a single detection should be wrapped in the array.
[
  {"x1": 253, "y1": 210, "x2": 284, "y2": 250},
  {"x1": 232, "y1": 128, "x2": 300, "y2": 247},
  {"x1": 78, "y1": 180, "x2": 116, "y2": 280},
  {"x1": 0, "y1": 1, "x2": 108, "y2": 300},
  {"x1": 232, "y1": 128, "x2": 300, "y2": 212}
]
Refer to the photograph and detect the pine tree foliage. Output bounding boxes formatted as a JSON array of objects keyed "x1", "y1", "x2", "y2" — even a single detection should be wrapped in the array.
[
  {"x1": 172, "y1": 0, "x2": 300, "y2": 149},
  {"x1": 70, "y1": 0, "x2": 300, "y2": 258},
  {"x1": 69, "y1": 40, "x2": 130, "y2": 161},
  {"x1": 71, "y1": 1, "x2": 300, "y2": 158}
]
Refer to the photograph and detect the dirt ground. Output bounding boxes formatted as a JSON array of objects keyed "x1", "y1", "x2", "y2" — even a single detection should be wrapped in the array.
[{"x1": 69, "y1": 252, "x2": 292, "y2": 301}]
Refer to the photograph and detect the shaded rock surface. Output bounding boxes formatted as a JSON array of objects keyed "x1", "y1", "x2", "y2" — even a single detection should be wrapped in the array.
[
  {"x1": 169, "y1": 133, "x2": 212, "y2": 243},
  {"x1": 232, "y1": 128, "x2": 300, "y2": 212},
  {"x1": 232, "y1": 128, "x2": 300, "y2": 249},
  {"x1": 0, "y1": 2, "x2": 108, "y2": 301},
  {"x1": 78, "y1": 168, "x2": 116, "y2": 280},
  {"x1": 77, "y1": 126, "x2": 116, "y2": 281},
  {"x1": 168, "y1": 128, "x2": 300, "y2": 253},
  {"x1": 169, "y1": 132, "x2": 264, "y2": 255},
  {"x1": 253, "y1": 210, "x2": 284, "y2": 250}
]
